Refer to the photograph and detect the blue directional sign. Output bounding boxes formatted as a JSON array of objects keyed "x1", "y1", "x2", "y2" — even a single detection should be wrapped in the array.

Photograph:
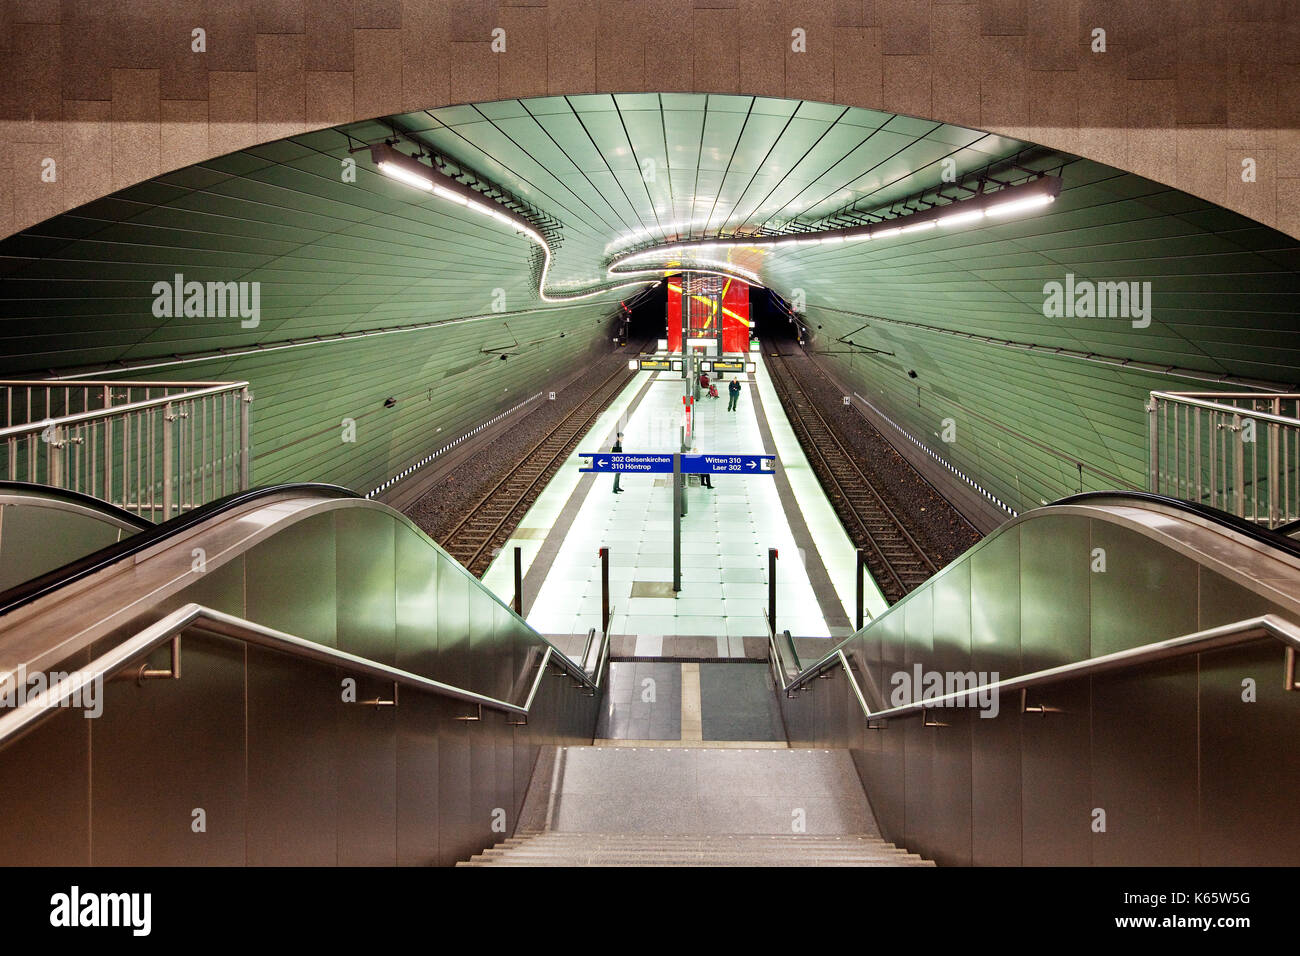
[
  {"x1": 681, "y1": 454, "x2": 776, "y2": 475},
  {"x1": 579, "y1": 452, "x2": 675, "y2": 473}
]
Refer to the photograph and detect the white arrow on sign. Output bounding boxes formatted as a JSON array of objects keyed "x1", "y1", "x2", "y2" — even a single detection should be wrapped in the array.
[
  {"x1": 746, "y1": 460, "x2": 756, "y2": 469},
  {"x1": 597, "y1": 458, "x2": 609, "y2": 468}
]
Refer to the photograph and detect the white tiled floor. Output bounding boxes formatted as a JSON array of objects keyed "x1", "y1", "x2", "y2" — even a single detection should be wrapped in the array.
[{"x1": 480, "y1": 359, "x2": 882, "y2": 641}]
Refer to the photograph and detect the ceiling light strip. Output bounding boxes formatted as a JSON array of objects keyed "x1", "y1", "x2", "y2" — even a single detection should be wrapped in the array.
[
  {"x1": 604, "y1": 176, "x2": 1062, "y2": 275},
  {"x1": 370, "y1": 143, "x2": 653, "y2": 304}
]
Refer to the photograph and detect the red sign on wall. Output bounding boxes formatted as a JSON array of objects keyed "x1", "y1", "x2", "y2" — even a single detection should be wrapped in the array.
[{"x1": 666, "y1": 274, "x2": 750, "y2": 354}]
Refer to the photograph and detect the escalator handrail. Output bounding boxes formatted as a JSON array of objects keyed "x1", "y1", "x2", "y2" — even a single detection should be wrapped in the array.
[
  {"x1": 0, "y1": 480, "x2": 153, "y2": 532},
  {"x1": 0, "y1": 602, "x2": 605, "y2": 751},
  {"x1": 1050, "y1": 490, "x2": 1300, "y2": 560},
  {"x1": 784, "y1": 614, "x2": 1300, "y2": 719},
  {"x1": 777, "y1": 490, "x2": 1300, "y2": 709},
  {"x1": 0, "y1": 483, "x2": 360, "y2": 618}
]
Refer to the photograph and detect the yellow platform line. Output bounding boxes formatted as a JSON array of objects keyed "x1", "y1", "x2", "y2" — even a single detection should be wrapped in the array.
[{"x1": 681, "y1": 662, "x2": 702, "y2": 742}]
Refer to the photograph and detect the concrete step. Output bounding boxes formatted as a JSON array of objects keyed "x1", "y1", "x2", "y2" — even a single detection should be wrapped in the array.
[
  {"x1": 457, "y1": 831, "x2": 935, "y2": 866},
  {"x1": 472, "y1": 745, "x2": 938, "y2": 866},
  {"x1": 542, "y1": 746, "x2": 880, "y2": 836}
]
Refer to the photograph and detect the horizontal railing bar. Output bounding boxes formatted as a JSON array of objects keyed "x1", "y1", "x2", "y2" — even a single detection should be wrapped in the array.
[
  {"x1": 0, "y1": 380, "x2": 250, "y2": 389},
  {"x1": 1155, "y1": 391, "x2": 1300, "y2": 401},
  {"x1": 0, "y1": 602, "x2": 601, "y2": 749},
  {"x1": 1150, "y1": 392, "x2": 1300, "y2": 427},
  {"x1": 787, "y1": 615, "x2": 1300, "y2": 723},
  {"x1": 0, "y1": 383, "x2": 250, "y2": 439}
]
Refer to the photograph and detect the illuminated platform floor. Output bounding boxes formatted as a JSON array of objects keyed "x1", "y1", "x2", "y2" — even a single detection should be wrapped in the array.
[{"x1": 481, "y1": 351, "x2": 888, "y2": 655}]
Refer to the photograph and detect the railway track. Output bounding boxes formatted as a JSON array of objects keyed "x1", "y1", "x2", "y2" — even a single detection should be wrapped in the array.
[
  {"x1": 442, "y1": 346, "x2": 647, "y2": 577},
  {"x1": 765, "y1": 351, "x2": 939, "y2": 603}
]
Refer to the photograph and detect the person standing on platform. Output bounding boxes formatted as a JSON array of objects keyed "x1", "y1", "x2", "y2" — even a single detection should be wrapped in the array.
[
  {"x1": 612, "y1": 432, "x2": 624, "y2": 494},
  {"x1": 728, "y1": 379, "x2": 742, "y2": 412}
]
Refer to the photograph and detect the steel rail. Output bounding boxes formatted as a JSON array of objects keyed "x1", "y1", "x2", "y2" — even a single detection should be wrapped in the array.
[
  {"x1": 442, "y1": 349, "x2": 646, "y2": 574},
  {"x1": 0, "y1": 602, "x2": 614, "y2": 749},
  {"x1": 0, "y1": 382, "x2": 249, "y2": 439},
  {"x1": 782, "y1": 615, "x2": 1300, "y2": 724},
  {"x1": 1150, "y1": 390, "x2": 1300, "y2": 428},
  {"x1": 766, "y1": 352, "x2": 937, "y2": 599}
]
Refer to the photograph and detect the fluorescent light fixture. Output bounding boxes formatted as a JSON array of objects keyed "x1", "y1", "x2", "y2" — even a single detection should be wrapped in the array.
[
  {"x1": 432, "y1": 185, "x2": 469, "y2": 206},
  {"x1": 940, "y1": 208, "x2": 986, "y2": 227},
  {"x1": 370, "y1": 140, "x2": 655, "y2": 304},
  {"x1": 605, "y1": 175, "x2": 1061, "y2": 277},
  {"x1": 985, "y1": 192, "x2": 1055, "y2": 217},
  {"x1": 372, "y1": 145, "x2": 436, "y2": 191}
]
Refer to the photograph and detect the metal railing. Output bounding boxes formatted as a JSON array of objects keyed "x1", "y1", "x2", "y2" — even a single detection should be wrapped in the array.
[
  {"x1": 779, "y1": 615, "x2": 1300, "y2": 725},
  {"x1": 0, "y1": 380, "x2": 251, "y2": 520},
  {"x1": 763, "y1": 608, "x2": 802, "y2": 690},
  {"x1": 1149, "y1": 390, "x2": 1300, "y2": 528},
  {"x1": 0, "y1": 602, "x2": 615, "y2": 749}
]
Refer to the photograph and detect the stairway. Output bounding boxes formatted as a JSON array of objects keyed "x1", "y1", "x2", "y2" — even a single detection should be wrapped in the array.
[
  {"x1": 458, "y1": 744, "x2": 933, "y2": 867},
  {"x1": 459, "y1": 831, "x2": 933, "y2": 866}
]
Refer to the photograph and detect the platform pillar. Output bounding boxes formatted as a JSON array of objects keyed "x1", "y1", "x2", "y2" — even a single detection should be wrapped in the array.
[
  {"x1": 768, "y1": 547, "x2": 778, "y2": 635},
  {"x1": 673, "y1": 451, "x2": 682, "y2": 593},
  {"x1": 513, "y1": 546, "x2": 523, "y2": 616}
]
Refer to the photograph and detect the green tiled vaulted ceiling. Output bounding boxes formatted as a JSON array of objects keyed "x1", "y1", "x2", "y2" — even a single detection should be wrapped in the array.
[{"x1": 0, "y1": 93, "x2": 1295, "y2": 507}]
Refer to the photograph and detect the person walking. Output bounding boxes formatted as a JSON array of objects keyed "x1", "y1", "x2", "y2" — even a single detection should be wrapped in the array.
[
  {"x1": 611, "y1": 432, "x2": 624, "y2": 494},
  {"x1": 728, "y1": 379, "x2": 742, "y2": 412}
]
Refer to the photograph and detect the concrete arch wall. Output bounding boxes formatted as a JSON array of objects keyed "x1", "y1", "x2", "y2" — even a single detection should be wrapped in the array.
[{"x1": 1, "y1": 0, "x2": 1297, "y2": 241}]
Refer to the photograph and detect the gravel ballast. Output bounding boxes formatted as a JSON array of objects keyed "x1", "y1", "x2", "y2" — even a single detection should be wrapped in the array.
[
  {"x1": 775, "y1": 349, "x2": 983, "y2": 568},
  {"x1": 404, "y1": 347, "x2": 637, "y2": 546}
]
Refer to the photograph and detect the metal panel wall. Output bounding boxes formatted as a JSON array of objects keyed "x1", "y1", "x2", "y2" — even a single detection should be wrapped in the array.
[
  {"x1": 0, "y1": 499, "x2": 601, "y2": 866},
  {"x1": 778, "y1": 508, "x2": 1300, "y2": 865}
]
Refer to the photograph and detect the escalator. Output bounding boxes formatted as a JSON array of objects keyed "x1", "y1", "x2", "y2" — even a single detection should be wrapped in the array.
[
  {"x1": 0, "y1": 482, "x2": 151, "y2": 593},
  {"x1": 771, "y1": 491, "x2": 1300, "y2": 866},
  {"x1": 0, "y1": 485, "x2": 1295, "y2": 866},
  {"x1": 0, "y1": 484, "x2": 607, "y2": 866}
]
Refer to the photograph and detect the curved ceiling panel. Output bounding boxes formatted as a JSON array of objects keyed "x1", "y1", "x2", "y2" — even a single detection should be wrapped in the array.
[{"x1": 0, "y1": 93, "x2": 1295, "y2": 511}]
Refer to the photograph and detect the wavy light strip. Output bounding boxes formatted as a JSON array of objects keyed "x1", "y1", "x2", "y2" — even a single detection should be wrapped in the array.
[
  {"x1": 605, "y1": 176, "x2": 1062, "y2": 281},
  {"x1": 371, "y1": 143, "x2": 654, "y2": 304}
]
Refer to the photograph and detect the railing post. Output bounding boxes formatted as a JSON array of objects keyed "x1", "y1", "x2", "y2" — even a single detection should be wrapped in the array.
[
  {"x1": 513, "y1": 546, "x2": 523, "y2": 616},
  {"x1": 599, "y1": 546, "x2": 610, "y2": 635},
  {"x1": 1147, "y1": 396, "x2": 1159, "y2": 492},
  {"x1": 102, "y1": 385, "x2": 112, "y2": 503},
  {"x1": 855, "y1": 547, "x2": 865, "y2": 631},
  {"x1": 239, "y1": 386, "x2": 252, "y2": 490},
  {"x1": 1233, "y1": 412, "x2": 1245, "y2": 519},
  {"x1": 162, "y1": 401, "x2": 174, "y2": 519},
  {"x1": 1269, "y1": 397, "x2": 1280, "y2": 528},
  {"x1": 768, "y1": 547, "x2": 778, "y2": 636},
  {"x1": 47, "y1": 425, "x2": 61, "y2": 488}
]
